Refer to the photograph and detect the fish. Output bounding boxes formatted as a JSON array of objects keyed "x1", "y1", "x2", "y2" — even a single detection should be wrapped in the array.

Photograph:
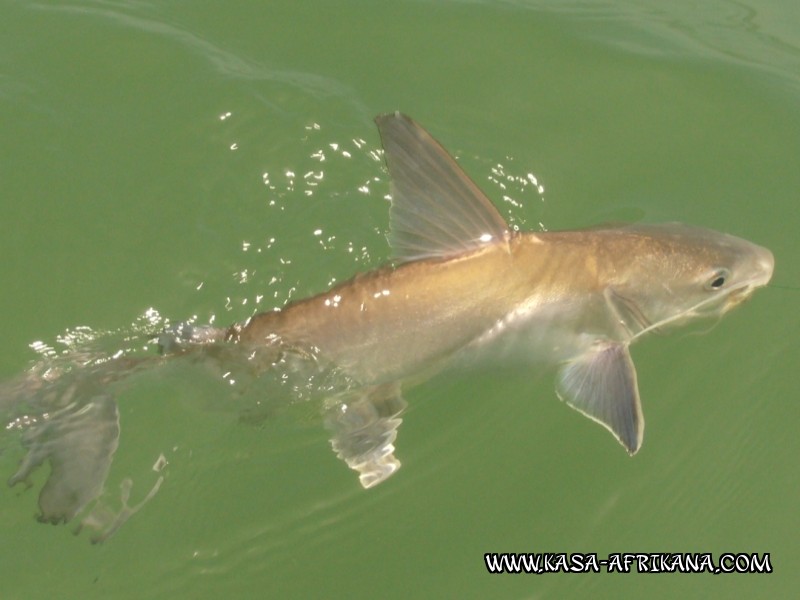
[{"x1": 0, "y1": 112, "x2": 774, "y2": 539}]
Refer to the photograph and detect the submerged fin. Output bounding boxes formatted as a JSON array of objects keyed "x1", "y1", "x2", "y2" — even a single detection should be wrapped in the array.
[
  {"x1": 324, "y1": 383, "x2": 407, "y2": 488},
  {"x1": 555, "y1": 342, "x2": 644, "y2": 454},
  {"x1": 9, "y1": 390, "x2": 120, "y2": 524},
  {"x1": 77, "y1": 473, "x2": 164, "y2": 544},
  {"x1": 375, "y1": 112, "x2": 509, "y2": 262}
]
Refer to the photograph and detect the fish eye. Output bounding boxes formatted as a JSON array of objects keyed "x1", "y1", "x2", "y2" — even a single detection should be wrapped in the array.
[{"x1": 705, "y1": 269, "x2": 731, "y2": 291}]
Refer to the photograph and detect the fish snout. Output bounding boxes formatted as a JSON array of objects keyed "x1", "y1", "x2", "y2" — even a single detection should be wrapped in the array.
[
  {"x1": 723, "y1": 244, "x2": 774, "y2": 311},
  {"x1": 755, "y1": 246, "x2": 775, "y2": 286}
]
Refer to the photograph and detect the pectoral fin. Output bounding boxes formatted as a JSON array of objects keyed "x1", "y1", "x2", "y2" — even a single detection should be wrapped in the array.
[
  {"x1": 323, "y1": 383, "x2": 407, "y2": 489},
  {"x1": 555, "y1": 342, "x2": 644, "y2": 454}
]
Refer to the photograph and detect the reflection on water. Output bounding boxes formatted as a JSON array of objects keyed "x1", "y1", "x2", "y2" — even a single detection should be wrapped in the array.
[{"x1": 506, "y1": 0, "x2": 800, "y2": 91}]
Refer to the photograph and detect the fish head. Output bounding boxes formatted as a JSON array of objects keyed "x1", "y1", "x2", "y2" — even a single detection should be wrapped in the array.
[{"x1": 608, "y1": 224, "x2": 774, "y2": 338}]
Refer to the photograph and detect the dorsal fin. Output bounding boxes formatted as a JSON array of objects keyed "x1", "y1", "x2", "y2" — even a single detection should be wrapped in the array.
[{"x1": 375, "y1": 113, "x2": 509, "y2": 262}]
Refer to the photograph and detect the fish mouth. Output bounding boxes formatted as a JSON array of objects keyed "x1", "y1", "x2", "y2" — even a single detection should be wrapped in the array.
[
  {"x1": 721, "y1": 286, "x2": 756, "y2": 313},
  {"x1": 706, "y1": 278, "x2": 761, "y2": 315},
  {"x1": 724, "y1": 245, "x2": 774, "y2": 311}
]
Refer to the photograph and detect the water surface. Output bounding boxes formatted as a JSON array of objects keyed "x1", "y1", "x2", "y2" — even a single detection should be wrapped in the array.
[{"x1": 1, "y1": 1, "x2": 797, "y2": 597}]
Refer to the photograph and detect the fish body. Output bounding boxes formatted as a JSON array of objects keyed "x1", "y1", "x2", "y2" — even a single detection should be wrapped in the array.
[
  {"x1": 225, "y1": 113, "x2": 773, "y2": 486},
  {"x1": 1, "y1": 113, "x2": 774, "y2": 534},
  {"x1": 236, "y1": 225, "x2": 772, "y2": 384}
]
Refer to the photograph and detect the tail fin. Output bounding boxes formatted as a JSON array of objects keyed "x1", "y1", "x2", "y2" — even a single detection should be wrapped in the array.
[
  {"x1": 9, "y1": 389, "x2": 120, "y2": 524},
  {"x1": 1, "y1": 353, "x2": 164, "y2": 541}
]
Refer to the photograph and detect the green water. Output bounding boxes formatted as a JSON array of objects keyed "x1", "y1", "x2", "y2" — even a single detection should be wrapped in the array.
[{"x1": 1, "y1": 0, "x2": 798, "y2": 597}]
